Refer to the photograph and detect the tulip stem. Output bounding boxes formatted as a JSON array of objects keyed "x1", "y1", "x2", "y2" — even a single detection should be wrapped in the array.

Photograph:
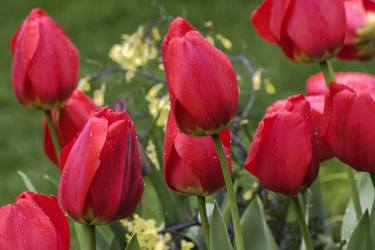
[
  {"x1": 370, "y1": 173, "x2": 375, "y2": 190},
  {"x1": 44, "y1": 110, "x2": 61, "y2": 163},
  {"x1": 75, "y1": 223, "x2": 96, "y2": 250},
  {"x1": 347, "y1": 167, "x2": 362, "y2": 221},
  {"x1": 290, "y1": 196, "x2": 314, "y2": 250},
  {"x1": 212, "y1": 134, "x2": 245, "y2": 250},
  {"x1": 197, "y1": 196, "x2": 211, "y2": 250},
  {"x1": 319, "y1": 60, "x2": 336, "y2": 82}
]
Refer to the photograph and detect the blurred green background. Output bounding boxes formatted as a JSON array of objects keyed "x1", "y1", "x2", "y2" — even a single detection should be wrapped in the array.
[{"x1": 1, "y1": 0, "x2": 374, "y2": 220}]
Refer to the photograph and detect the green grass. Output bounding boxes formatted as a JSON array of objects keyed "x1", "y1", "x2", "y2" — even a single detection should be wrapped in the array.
[{"x1": 1, "y1": 0, "x2": 374, "y2": 221}]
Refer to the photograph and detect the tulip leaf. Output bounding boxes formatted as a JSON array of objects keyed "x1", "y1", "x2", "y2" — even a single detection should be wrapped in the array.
[
  {"x1": 347, "y1": 211, "x2": 372, "y2": 250},
  {"x1": 210, "y1": 202, "x2": 234, "y2": 250},
  {"x1": 342, "y1": 174, "x2": 374, "y2": 248},
  {"x1": 125, "y1": 234, "x2": 140, "y2": 250},
  {"x1": 240, "y1": 196, "x2": 278, "y2": 250},
  {"x1": 17, "y1": 170, "x2": 37, "y2": 192}
]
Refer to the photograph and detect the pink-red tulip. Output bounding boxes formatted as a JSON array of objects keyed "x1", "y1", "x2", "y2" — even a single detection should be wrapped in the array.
[
  {"x1": 58, "y1": 107, "x2": 144, "y2": 224},
  {"x1": 321, "y1": 83, "x2": 375, "y2": 172},
  {"x1": 338, "y1": 0, "x2": 375, "y2": 60},
  {"x1": 0, "y1": 192, "x2": 69, "y2": 250},
  {"x1": 251, "y1": 0, "x2": 346, "y2": 63},
  {"x1": 44, "y1": 90, "x2": 98, "y2": 165},
  {"x1": 266, "y1": 95, "x2": 333, "y2": 161},
  {"x1": 306, "y1": 71, "x2": 375, "y2": 96},
  {"x1": 164, "y1": 112, "x2": 231, "y2": 195},
  {"x1": 162, "y1": 17, "x2": 238, "y2": 136},
  {"x1": 245, "y1": 95, "x2": 319, "y2": 195},
  {"x1": 11, "y1": 8, "x2": 79, "y2": 109}
]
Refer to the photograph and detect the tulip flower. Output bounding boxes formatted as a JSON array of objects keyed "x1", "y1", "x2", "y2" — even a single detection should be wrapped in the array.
[
  {"x1": 251, "y1": 0, "x2": 346, "y2": 63},
  {"x1": 0, "y1": 192, "x2": 69, "y2": 250},
  {"x1": 44, "y1": 90, "x2": 99, "y2": 165},
  {"x1": 321, "y1": 83, "x2": 375, "y2": 172},
  {"x1": 162, "y1": 17, "x2": 238, "y2": 136},
  {"x1": 306, "y1": 71, "x2": 375, "y2": 96},
  {"x1": 338, "y1": 0, "x2": 375, "y2": 60},
  {"x1": 245, "y1": 95, "x2": 319, "y2": 195},
  {"x1": 164, "y1": 112, "x2": 231, "y2": 195},
  {"x1": 266, "y1": 95, "x2": 333, "y2": 161},
  {"x1": 11, "y1": 8, "x2": 79, "y2": 109},
  {"x1": 58, "y1": 107, "x2": 144, "y2": 224}
]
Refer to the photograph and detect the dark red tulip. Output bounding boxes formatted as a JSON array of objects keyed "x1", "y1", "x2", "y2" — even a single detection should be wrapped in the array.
[
  {"x1": 306, "y1": 71, "x2": 375, "y2": 96},
  {"x1": 11, "y1": 8, "x2": 79, "y2": 109},
  {"x1": 321, "y1": 83, "x2": 375, "y2": 172},
  {"x1": 251, "y1": 0, "x2": 346, "y2": 63},
  {"x1": 164, "y1": 112, "x2": 231, "y2": 195},
  {"x1": 0, "y1": 192, "x2": 69, "y2": 250},
  {"x1": 266, "y1": 95, "x2": 333, "y2": 161},
  {"x1": 162, "y1": 17, "x2": 238, "y2": 136},
  {"x1": 338, "y1": 0, "x2": 375, "y2": 60},
  {"x1": 58, "y1": 107, "x2": 144, "y2": 224},
  {"x1": 44, "y1": 90, "x2": 98, "y2": 165},
  {"x1": 245, "y1": 95, "x2": 319, "y2": 195}
]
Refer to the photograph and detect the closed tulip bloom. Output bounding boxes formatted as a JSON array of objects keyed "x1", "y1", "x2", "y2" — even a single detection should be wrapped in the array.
[
  {"x1": 306, "y1": 71, "x2": 375, "y2": 96},
  {"x1": 58, "y1": 107, "x2": 144, "y2": 224},
  {"x1": 321, "y1": 83, "x2": 375, "y2": 172},
  {"x1": 245, "y1": 95, "x2": 319, "y2": 195},
  {"x1": 162, "y1": 17, "x2": 238, "y2": 136},
  {"x1": 338, "y1": 0, "x2": 375, "y2": 60},
  {"x1": 266, "y1": 95, "x2": 333, "y2": 161},
  {"x1": 11, "y1": 8, "x2": 79, "y2": 109},
  {"x1": 0, "y1": 192, "x2": 69, "y2": 250},
  {"x1": 164, "y1": 112, "x2": 231, "y2": 195},
  {"x1": 251, "y1": 0, "x2": 346, "y2": 63},
  {"x1": 44, "y1": 90, "x2": 98, "y2": 165}
]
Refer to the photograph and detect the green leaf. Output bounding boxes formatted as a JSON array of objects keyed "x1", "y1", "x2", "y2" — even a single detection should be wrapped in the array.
[
  {"x1": 17, "y1": 170, "x2": 37, "y2": 192},
  {"x1": 347, "y1": 211, "x2": 372, "y2": 250},
  {"x1": 241, "y1": 196, "x2": 278, "y2": 250},
  {"x1": 342, "y1": 175, "x2": 374, "y2": 246},
  {"x1": 210, "y1": 202, "x2": 234, "y2": 250},
  {"x1": 369, "y1": 201, "x2": 375, "y2": 248},
  {"x1": 125, "y1": 234, "x2": 140, "y2": 250}
]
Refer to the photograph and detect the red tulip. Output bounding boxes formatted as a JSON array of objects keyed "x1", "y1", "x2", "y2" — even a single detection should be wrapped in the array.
[
  {"x1": 162, "y1": 17, "x2": 238, "y2": 136},
  {"x1": 164, "y1": 112, "x2": 231, "y2": 195},
  {"x1": 306, "y1": 71, "x2": 375, "y2": 96},
  {"x1": 0, "y1": 192, "x2": 69, "y2": 250},
  {"x1": 266, "y1": 95, "x2": 333, "y2": 161},
  {"x1": 58, "y1": 107, "x2": 144, "y2": 224},
  {"x1": 321, "y1": 83, "x2": 375, "y2": 172},
  {"x1": 245, "y1": 95, "x2": 319, "y2": 195},
  {"x1": 338, "y1": 0, "x2": 375, "y2": 60},
  {"x1": 11, "y1": 8, "x2": 79, "y2": 109},
  {"x1": 44, "y1": 90, "x2": 98, "y2": 165},
  {"x1": 251, "y1": 0, "x2": 346, "y2": 63}
]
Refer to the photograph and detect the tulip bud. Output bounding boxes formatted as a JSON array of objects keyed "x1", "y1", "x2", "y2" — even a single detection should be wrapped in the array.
[
  {"x1": 338, "y1": 0, "x2": 375, "y2": 60},
  {"x1": 266, "y1": 95, "x2": 333, "y2": 161},
  {"x1": 44, "y1": 90, "x2": 99, "y2": 165},
  {"x1": 58, "y1": 107, "x2": 144, "y2": 224},
  {"x1": 321, "y1": 83, "x2": 375, "y2": 172},
  {"x1": 164, "y1": 112, "x2": 231, "y2": 195},
  {"x1": 162, "y1": 17, "x2": 238, "y2": 136},
  {"x1": 11, "y1": 8, "x2": 79, "y2": 109},
  {"x1": 306, "y1": 71, "x2": 375, "y2": 96},
  {"x1": 245, "y1": 95, "x2": 319, "y2": 195},
  {"x1": 0, "y1": 192, "x2": 69, "y2": 250},
  {"x1": 251, "y1": 0, "x2": 346, "y2": 63}
]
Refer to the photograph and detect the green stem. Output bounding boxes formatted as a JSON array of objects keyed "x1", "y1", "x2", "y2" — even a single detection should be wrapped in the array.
[
  {"x1": 197, "y1": 196, "x2": 211, "y2": 250},
  {"x1": 74, "y1": 223, "x2": 96, "y2": 250},
  {"x1": 370, "y1": 173, "x2": 375, "y2": 190},
  {"x1": 290, "y1": 196, "x2": 314, "y2": 250},
  {"x1": 211, "y1": 134, "x2": 245, "y2": 250},
  {"x1": 44, "y1": 110, "x2": 61, "y2": 163},
  {"x1": 346, "y1": 167, "x2": 362, "y2": 220},
  {"x1": 319, "y1": 60, "x2": 336, "y2": 82}
]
